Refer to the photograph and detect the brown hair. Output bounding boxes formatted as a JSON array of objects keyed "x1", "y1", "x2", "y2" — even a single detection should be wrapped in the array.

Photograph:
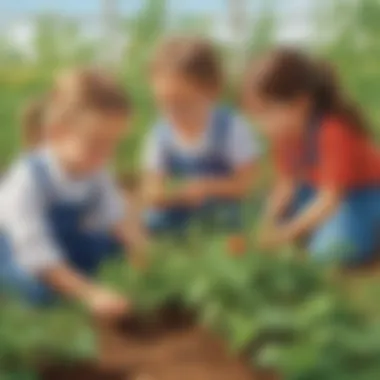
[
  {"x1": 21, "y1": 96, "x2": 47, "y2": 149},
  {"x1": 47, "y1": 67, "x2": 131, "y2": 126},
  {"x1": 246, "y1": 47, "x2": 368, "y2": 134},
  {"x1": 152, "y1": 36, "x2": 223, "y2": 90}
]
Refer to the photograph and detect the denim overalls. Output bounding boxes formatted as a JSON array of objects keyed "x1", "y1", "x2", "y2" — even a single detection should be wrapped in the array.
[
  {"x1": 146, "y1": 107, "x2": 243, "y2": 234},
  {"x1": 0, "y1": 155, "x2": 121, "y2": 305},
  {"x1": 288, "y1": 118, "x2": 380, "y2": 263}
]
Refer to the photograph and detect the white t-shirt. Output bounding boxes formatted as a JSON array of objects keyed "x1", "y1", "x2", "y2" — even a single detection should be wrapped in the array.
[
  {"x1": 0, "y1": 149, "x2": 126, "y2": 274},
  {"x1": 142, "y1": 113, "x2": 261, "y2": 173}
]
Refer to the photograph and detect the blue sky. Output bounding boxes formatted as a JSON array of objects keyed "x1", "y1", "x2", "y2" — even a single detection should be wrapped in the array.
[
  {"x1": 1, "y1": 0, "x2": 311, "y2": 16},
  {"x1": 2, "y1": 0, "x2": 236, "y2": 14}
]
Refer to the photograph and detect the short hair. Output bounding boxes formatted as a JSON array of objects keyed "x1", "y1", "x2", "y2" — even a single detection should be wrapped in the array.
[
  {"x1": 46, "y1": 67, "x2": 131, "y2": 125},
  {"x1": 152, "y1": 36, "x2": 223, "y2": 90}
]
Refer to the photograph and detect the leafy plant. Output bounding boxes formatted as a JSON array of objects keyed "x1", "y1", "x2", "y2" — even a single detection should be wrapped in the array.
[
  {"x1": 100, "y1": 237, "x2": 380, "y2": 380},
  {"x1": 0, "y1": 300, "x2": 97, "y2": 376}
]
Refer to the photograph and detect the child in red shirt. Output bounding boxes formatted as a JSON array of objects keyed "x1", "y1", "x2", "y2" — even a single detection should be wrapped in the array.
[{"x1": 243, "y1": 48, "x2": 380, "y2": 263}]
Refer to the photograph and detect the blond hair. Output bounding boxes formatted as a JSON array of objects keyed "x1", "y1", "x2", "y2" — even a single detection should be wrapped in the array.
[{"x1": 46, "y1": 67, "x2": 131, "y2": 126}]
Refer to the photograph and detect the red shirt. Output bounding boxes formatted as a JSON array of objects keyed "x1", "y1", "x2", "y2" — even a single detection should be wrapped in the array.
[{"x1": 273, "y1": 116, "x2": 380, "y2": 190}]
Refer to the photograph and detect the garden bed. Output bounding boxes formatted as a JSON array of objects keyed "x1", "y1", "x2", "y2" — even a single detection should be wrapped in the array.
[{"x1": 42, "y1": 306, "x2": 260, "y2": 380}]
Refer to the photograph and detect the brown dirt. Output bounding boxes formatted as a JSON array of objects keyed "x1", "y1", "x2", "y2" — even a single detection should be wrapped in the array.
[{"x1": 40, "y1": 306, "x2": 276, "y2": 380}]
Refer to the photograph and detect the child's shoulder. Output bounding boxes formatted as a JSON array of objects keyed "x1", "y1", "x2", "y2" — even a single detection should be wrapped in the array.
[
  {"x1": 319, "y1": 114, "x2": 357, "y2": 141},
  {"x1": 5, "y1": 147, "x2": 52, "y2": 179},
  {"x1": 321, "y1": 114, "x2": 346, "y2": 129},
  {"x1": 0, "y1": 155, "x2": 39, "y2": 196}
]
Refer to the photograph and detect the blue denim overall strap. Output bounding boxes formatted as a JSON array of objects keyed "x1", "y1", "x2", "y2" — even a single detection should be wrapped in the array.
[
  {"x1": 0, "y1": 154, "x2": 121, "y2": 306},
  {"x1": 146, "y1": 108, "x2": 243, "y2": 234},
  {"x1": 28, "y1": 155, "x2": 119, "y2": 275},
  {"x1": 205, "y1": 107, "x2": 234, "y2": 174},
  {"x1": 160, "y1": 107, "x2": 233, "y2": 178}
]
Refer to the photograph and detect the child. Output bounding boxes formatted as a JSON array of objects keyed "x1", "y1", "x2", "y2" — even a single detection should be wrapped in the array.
[
  {"x1": 0, "y1": 68, "x2": 144, "y2": 319},
  {"x1": 243, "y1": 48, "x2": 380, "y2": 263},
  {"x1": 142, "y1": 37, "x2": 261, "y2": 243}
]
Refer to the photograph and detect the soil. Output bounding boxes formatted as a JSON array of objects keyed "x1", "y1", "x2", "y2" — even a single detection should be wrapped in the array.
[{"x1": 40, "y1": 305, "x2": 275, "y2": 380}]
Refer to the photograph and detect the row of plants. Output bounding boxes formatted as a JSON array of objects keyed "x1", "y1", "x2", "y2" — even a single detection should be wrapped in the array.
[
  {"x1": 2, "y1": 236, "x2": 380, "y2": 379},
  {"x1": 101, "y1": 237, "x2": 380, "y2": 380}
]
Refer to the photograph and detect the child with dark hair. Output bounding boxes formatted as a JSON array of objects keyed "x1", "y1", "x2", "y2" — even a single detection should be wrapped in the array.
[{"x1": 243, "y1": 48, "x2": 380, "y2": 263}]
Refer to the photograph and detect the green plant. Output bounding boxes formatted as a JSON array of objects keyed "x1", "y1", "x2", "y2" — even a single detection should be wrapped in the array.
[
  {"x1": 0, "y1": 300, "x2": 97, "y2": 376},
  {"x1": 100, "y1": 238, "x2": 380, "y2": 380}
]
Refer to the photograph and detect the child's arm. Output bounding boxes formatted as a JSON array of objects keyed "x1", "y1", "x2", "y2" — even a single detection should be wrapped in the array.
[
  {"x1": 180, "y1": 161, "x2": 257, "y2": 201},
  {"x1": 98, "y1": 172, "x2": 150, "y2": 267},
  {"x1": 41, "y1": 265, "x2": 129, "y2": 319},
  {"x1": 257, "y1": 171, "x2": 297, "y2": 249},
  {"x1": 141, "y1": 172, "x2": 178, "y2": 207},
  {"x1": 142, "y1": 172, "x2": 209, "y2": 207},
  {"x1": 176, "y1": 114, "x2": 261, "y2": 202},
  {"x1": 141, "y1": 136, "x2": 201, "y2": 207},
  {"x1": 4, "y1": 165, "x2": 128, "y2": 319},
  {"x1": 263, "y1": 175, "x2": 296, "y2": 224},
  {"x1": 141, "y1": 128, "x2": 183, "y2": 207},
  {"x1": 260, "y1": 117, "x2": 356, "y2": 249},
  {"x1": 112, "y1": 220, "x2": 149, "y2": 269},
  {"x1": 260, "y1": 186, "x2": 341, "y2": 249},
  {"x1": 281, "y1": 187, "x2": 341, "y2": 241}
]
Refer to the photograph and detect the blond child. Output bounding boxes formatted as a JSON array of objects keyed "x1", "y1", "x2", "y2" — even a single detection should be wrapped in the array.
[{"x1": 0, "y1": 68, "x2": 143, "y2": 319}]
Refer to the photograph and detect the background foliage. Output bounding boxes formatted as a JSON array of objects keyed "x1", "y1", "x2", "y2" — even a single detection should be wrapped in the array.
[{"x1": 1, "y1": 0, "x2": 380, "y2": 170}]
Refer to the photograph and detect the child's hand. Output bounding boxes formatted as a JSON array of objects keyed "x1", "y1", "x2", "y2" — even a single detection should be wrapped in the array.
[
  {"x1": 257, "y1": 223, "x2": 292, "y2": 251},
  {"x1": 128, "y1": 227, "x2": 151, "y2": 271},
  {"x1": 86, "y1": 287, "x2": 131, "y2": 321},
  {"x1": 180, "y1": 180, "x2": 210, "y2": 206},
  {"x1": 130, "y1": 245, "x2": 150, "y2": 271}
]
